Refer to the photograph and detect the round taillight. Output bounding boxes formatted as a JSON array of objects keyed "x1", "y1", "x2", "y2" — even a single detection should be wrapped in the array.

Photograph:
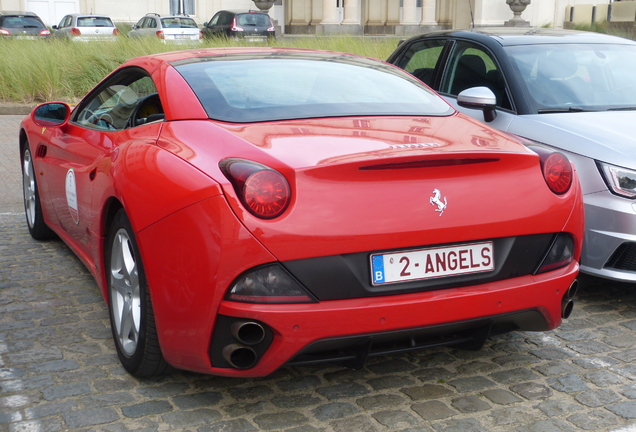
[
  {"x1": 542, "y1": 152, "x2": 573, "y2": 194},
  {"x1": 221, "y1": 159, "x2": 291, "y2": 219},
  {"x1": 243, "y1": 170, "x2": 290, "y2": 219}
]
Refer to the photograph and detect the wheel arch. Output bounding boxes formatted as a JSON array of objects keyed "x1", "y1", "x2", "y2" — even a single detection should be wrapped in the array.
[
  {"x1": 19, "y1": 128, "x2": 28, "y2": 155},
  {"x1": 98, "y1": 197, "x2": 124, "y2": 301}
]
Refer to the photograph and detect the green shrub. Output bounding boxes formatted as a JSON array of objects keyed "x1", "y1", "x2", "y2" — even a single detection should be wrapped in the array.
[{"x1": 0, "y1": 35, "x2": 400, "y2": 104}]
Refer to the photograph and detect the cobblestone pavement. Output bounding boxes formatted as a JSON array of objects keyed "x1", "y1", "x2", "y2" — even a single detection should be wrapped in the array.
[{"x1": 3, "y1": 114, "x2": 636, "y2": 432}]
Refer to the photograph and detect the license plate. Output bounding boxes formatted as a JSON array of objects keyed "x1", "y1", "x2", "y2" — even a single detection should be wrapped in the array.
[
  {"x1": 371, "y1": 242, "x2": 494, "y2": 285},
  {"x1": 175, "y1": 35, "x2": 192, "y2": 39}
]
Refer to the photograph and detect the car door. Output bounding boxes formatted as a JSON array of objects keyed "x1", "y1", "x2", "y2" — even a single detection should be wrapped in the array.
[
  {"x1": 130, "y1": 17, "x2": 145, "y2": 38},
  {"x1": 54, "y1": 15, "x2": 72, "y2": 38},
  {"x1": 392, "y1": 38, "x2": 515, "y2": 130},
  {"x1": 205, "y1": 12, "x2": 222, "y2": 36},
  {"x1": 390, "y1": 38, "x2": 449, "y2": 89},
  {"x1": 437, "y1": 40, "x2": 515, "y2": 131},
  {"x1": 42, "y1": 68, "x2": 163, "y2": 263}
]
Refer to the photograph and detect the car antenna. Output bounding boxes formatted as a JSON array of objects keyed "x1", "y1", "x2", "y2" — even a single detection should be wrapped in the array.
[{"x1": 468, "y1": 0, "x2": 475, "y2": 28}]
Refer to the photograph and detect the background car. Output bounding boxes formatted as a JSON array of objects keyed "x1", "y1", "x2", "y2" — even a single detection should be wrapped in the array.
[
  {"x1": 203, "y1": 10, "x2": 275, "y2": 41},
  {"x1": 388, "y1": 28, "x2": 636, "y2": 284},
  {"x1": 0, "y1": 11, "x2": 49, "y2": 39},
  {"x1": 20, "y1": 47, "x2": 582, "y2": 378},
  {"x1": 52, "y1": 13, "x2": 119, "y2": 41},
  {"x1": 129, "y1": 13, "x2": 202, "y2": 43}
]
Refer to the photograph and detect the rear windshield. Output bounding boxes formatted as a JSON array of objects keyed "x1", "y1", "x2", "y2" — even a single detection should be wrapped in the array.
[
  {"x1": 173, "y1": 52, "x2": 453, "y2": 123},
  {"x1": 77, "y1": 17, "x2": 114, "y2": 27},
  {"x1": 236, "y1": 13, "x2": 271, "y2": 27},
  {"x1": 161, "y1": 17, "x2": 198, "y2": 28},
  {"x1": 1, "y1": 16, "x2": 45, "y2": 29}
]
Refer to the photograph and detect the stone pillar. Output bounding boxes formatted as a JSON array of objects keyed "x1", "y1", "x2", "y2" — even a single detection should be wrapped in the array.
[
  {"x1": 387, "y1": 0, "x2": 401, "y2": 26},
  {"x1": 420, "y1": 0, "x2": 439, "y2": 26},
  {"x1": 397, "y1": 0, "x2": 422, "y2": 36},
  {"x1": 288, "y1": 0, "x2": 314, "y2": 34},
  {"x1": 341, "y1": 0, "x2": 363, "y2": 34},
  {"x1": 321, "y1": 0, "x2": 340, "y2": 24},
  {"x1": 402, "y1": 0, "x2": 419, "y2": 25},
  {"x1": 367, "y1": 0, "x2": 387, "y2": 26}
]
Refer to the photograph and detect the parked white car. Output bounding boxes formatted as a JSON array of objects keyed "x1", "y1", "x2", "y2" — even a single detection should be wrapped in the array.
[
  {"x1": 52, "y1": 14, "x2": 119, "y2": 41},
  {"x1": 129, "y1": 13, "x2": 202, "y2": 43}
]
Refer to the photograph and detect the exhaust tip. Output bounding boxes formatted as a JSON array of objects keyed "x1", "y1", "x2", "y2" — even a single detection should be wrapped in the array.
[
  {"x1": 562, "y1": 299, "x2": 574, "y2": 319},
  {"x1": 567, "y1": 280, "x2": 579, "y2": 300},
  {"x1": 231, "y1": 321, "x2": 266, "y2": 345},
  {"x1": 222, "y1": 344, "x2": 258, "y2": 369}
]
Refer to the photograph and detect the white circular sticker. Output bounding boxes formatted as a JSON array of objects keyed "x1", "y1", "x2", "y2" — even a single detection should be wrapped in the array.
[{"x1": 65, "y1": 169, "x2": 79, "y2": 224}]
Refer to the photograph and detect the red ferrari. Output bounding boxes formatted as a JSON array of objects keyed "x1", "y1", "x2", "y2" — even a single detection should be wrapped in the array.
[{"x1": 20, "y1": 47, "x2": 584, "y2": 377}]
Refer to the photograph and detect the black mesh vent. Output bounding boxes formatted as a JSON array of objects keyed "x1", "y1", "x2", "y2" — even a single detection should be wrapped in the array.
[{"x1": 606, "y1": 243, "x2": 636, "y2": 271}]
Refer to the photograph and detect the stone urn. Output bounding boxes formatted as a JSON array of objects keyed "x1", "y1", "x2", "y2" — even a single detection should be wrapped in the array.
[
  {"x1": 252, "y1": 0, "x2": 275, "y2": 11},
  {"x1": 505, "y1": 0, "x2": 531, "y2": 27}
]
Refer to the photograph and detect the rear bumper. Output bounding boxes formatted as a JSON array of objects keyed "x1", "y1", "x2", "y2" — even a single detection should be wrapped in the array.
[{"x1": 190, "y1": 263, "x2": 578, "y2": 377}]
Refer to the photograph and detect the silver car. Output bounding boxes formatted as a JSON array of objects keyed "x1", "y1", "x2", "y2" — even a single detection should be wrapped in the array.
[
  {"x1": 52, "y1": 14, "x2": 119, "y2": 41},
  {"x1": 388, "y1": 28, "x2": 636, "y2": 283},
  {"x1": 129, "y1": 13, "x2": 202, "y2": 43}
]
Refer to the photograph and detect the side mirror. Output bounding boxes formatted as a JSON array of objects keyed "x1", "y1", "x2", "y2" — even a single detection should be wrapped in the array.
[
  {"x1": 457, "y1": 86, "x2": 497, "y2": 122},
  {"x1": 32, "y1": 102, "x2": 71, "y2": 128},
  {"x1": 52, "y1": 25, "x2": 58, "y2": 30}
]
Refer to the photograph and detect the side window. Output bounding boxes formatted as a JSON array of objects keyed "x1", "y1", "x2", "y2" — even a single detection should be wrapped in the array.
[
  {"x1": 440, "y1": 41, "x2": 512, "y2": 110},
  {"x1": 220, "y1": 13, "x2": 232, "y2": 26},
  {"x1": 208, "y1": 14, "x2": 220, "y2": 27},
  {"x1": 395, "y1": 39, "x2": 446, "y2": 87},
  {"x1": 73, "y1": 70, "x2": 163, "y2": 131}
]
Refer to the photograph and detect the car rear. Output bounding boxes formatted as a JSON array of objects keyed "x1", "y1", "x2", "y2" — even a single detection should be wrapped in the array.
[
  {"x1": 133, "y1": 49, "x2": 584, "y2": 376},
  {"x1": 232, "y1": 12, "x2": 275, "y2": 41},
  {"x1": 158, "y1": 16, "x2": 202, "y2": 43},
  {"x1": 0, "y1": 12, "x2": 50, "y2": 39},
  {"x1": 70, "y1": 15, "x2": 118, "y2": 41}
]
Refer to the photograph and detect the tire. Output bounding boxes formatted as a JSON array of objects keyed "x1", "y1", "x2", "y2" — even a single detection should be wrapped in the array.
[
  {"x1": 106, "y1": 209, "x2": 169, "y2": 377},
  {"x1": 21, "y1": 146, "x2": 55, "y2": 240}
]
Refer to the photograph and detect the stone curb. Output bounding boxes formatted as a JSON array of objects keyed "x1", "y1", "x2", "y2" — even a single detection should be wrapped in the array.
[{"x1": 0, "y1": 104, "x2": 35, "y2": 116}]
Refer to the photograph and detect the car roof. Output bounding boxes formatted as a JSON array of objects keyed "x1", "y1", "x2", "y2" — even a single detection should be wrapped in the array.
[
  {"x1": 218, "y1": 10, "x2": 270, "y2": 15},
  {"x1": 64, "y1": 13, "x2": 107, "y2": 18},
  {"x1": 145, "y1": 13, "x2": 193, "y2": 18},
  {"x1": 0, "y1": 11, "x2": 38, "y2": 16},
  {"x1": 408, "y1": 27, "x2": 636, "y2": 47}
]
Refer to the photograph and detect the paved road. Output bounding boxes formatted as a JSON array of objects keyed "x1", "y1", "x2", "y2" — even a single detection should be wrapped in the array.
[{"x1": 3, "y1": 114, "x2": 636, "y2": 431}]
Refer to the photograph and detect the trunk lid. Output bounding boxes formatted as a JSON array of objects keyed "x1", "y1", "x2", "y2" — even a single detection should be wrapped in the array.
[{"x1": 158, "y1": 114, "x2": 576, "y2": 261}]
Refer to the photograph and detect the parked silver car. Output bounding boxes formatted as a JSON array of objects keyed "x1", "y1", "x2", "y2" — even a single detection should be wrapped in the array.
[
  {"x1": 129, "y1": 13, "x2": 202, "y2": 43},
  {"x1": 388, "y1": 28, "x2": 636, "y2": 283},
  {"x1": 52, "y1": 13, "x2": 119, "y2": 41}
]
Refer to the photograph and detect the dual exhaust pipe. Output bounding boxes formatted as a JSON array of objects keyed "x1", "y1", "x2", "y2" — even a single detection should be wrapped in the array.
[
  {"x1": 561, "y1": 279, "x2": 578, "y2": 319},
  {"x1": 222, "y1": 321, "x2": 266, "y2": 369}
]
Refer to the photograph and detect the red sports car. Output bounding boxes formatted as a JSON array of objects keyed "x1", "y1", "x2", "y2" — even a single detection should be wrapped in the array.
[{"x1": 20, "y1": 47, "x2": 584, "y2": 377}]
